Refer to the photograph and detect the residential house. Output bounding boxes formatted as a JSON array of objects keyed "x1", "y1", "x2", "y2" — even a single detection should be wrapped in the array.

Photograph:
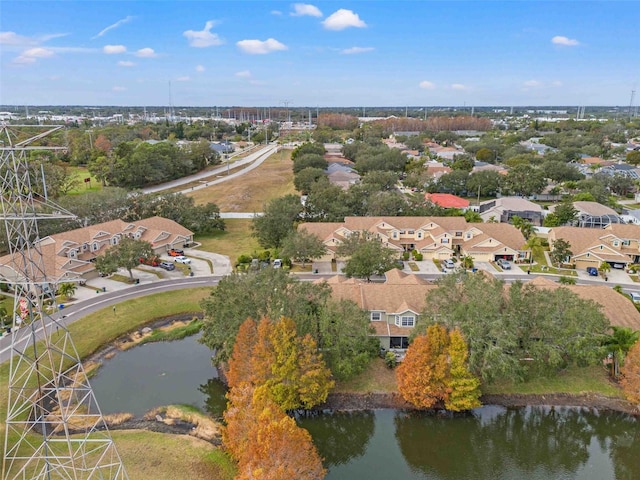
[
  {"x1": 573, "y1": 201, "x2": 622, "y2": 228},
  {"x1": 424, "y1": 161, "x2": 452, "y2": 181},
  {"x1": 431, "y1": 146, "x2": 464, "y2": 161},
  {"x1": 527, "y1": 277, "x2": 640, "y2": 331},
  {"x1": 424, "y1": 193, "x2": 470, "y2": 210},
  {"x1": 0, "y1": 216, "x2": 193, "y2": 284},
  {"x1": 318, "y1": 269, "x2": 435, "y2": 350},
  {"x1": 321, "y1": 270, "x2": 640, "y2": 353},
  {"x1": 299, "y1": 216, "x2": 529, "y2": 263},
  {"x1": 478, "y1": 197, "x2": 544, "y2": 225},
  {"x1": 548, "y1": 223, "x2": 640, "y2": 270},
  {"x1": 600, "y1": 163, "x2": 640, "y2": 180},
  {"x1": 326, "y1": 163, "x2": 361, "y2": 190}
]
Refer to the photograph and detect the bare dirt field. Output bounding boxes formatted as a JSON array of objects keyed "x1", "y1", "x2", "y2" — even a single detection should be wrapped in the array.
[{"x1": 187, "y1": 149, "x2": 295, "y2": 212}]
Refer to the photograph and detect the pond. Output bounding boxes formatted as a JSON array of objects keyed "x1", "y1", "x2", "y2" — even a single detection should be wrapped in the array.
[
  {"x1": 91, "y1": 335, "x2": 226, "y2": 417},
  {"x1": 90, "y1": 336, "x2": 640, "y2": 478}
]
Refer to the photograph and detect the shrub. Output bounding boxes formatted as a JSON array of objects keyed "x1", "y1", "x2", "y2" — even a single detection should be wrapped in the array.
[
  {"x1": 237, "y1": 254, "x2": 252, "y2": 265},
  {"x1": 414, "y1": 252, "x2": 423, "y2": 261},
  {"x1": 402, "y1": 251, "x2": 410, "y2": 261},
  {"x1": 384, "y1": 351, "x2": 397, "y2": 369}
]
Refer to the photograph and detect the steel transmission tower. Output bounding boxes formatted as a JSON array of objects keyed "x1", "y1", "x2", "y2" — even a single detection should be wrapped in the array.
[{"x1": 1, "y1": 125, "x2": 128, "y2": 480}]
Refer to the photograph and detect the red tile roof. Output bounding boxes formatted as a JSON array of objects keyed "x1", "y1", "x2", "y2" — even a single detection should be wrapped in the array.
[{"x1": 424, "y1": 193, "x2": 470, "y2": 209}]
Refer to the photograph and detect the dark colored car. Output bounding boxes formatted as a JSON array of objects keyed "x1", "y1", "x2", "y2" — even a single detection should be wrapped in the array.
[
  {"x1": 586, "y1": 267, "x2": 598, "y2": 276},
  {"x1": 159, "y1": 261, "x2": 176, "y2": 271}
]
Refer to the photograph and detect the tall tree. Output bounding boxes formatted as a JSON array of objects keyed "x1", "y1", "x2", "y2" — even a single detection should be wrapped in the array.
[
  {"x1": 445, "y1": 329, "x2": 482, "y2": 412},
  {"x1": 226, "y1": 318, "x2": 259, "y2": 389},
  {"x1": 252, "y1": 194, "x2": 304, "y2": 249},
  {"x1": 396, "y1": 324, "x2": 451, "y2": 408},
  {"x1": 200, "y1": 269, "x2": 376, "y2": 379},
  {"x1": 511, "y1": 215, "x2": 535, "y2": 239},
  {"x1": 421, "y1": 273, "x2": 609, "y2": 383},
  {"x1": 550, "y1": 238, "x2": 573, "y2": 266},
  {"x1": 100, "y1": 237, "x2": 154, "y2": 281},
  {"x1": 280, "y1": 230, "x2": 327, "y2": 267},
  {"x1": 337, "y1": 231, "x2": 398, "y2": 282}
]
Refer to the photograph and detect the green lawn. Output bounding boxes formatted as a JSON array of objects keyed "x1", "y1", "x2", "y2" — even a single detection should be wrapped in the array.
[
  {"x1": 196, "y1": 219, "x2": 259, "y2": 262},
  {"x1": 66, "y1": 166, "x2": 102, "y2": 195}
]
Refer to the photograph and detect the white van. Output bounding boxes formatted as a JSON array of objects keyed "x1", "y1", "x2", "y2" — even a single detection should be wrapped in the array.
[{"x1": 443, "y1": 259, "x2": 455, "y2": 269}]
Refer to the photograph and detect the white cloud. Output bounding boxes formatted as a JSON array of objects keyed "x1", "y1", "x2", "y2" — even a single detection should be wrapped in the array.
[
  {"x1": 524, "y1": 80, "x2": 541, "y2": 87},
  {"x1": 93, "y1": 16, "x2": 134, "y2": 39},
  {"x1": 183, "y1": 21, "x2": 224, "y2": 48},
  {"x1": 291, "y1": 3, "x2": 323, "y2": 17},
  {"x1": 177, "y1": 76, "x2": 190, "y2": 81},
  {"x1": 322, "y1": 9, "x2": 366, "y2": 30},
  {"x1": 103, "y1": 44, "x2": 127, "y2": 54},
  {"x1": 13, "y1": 47, "x2": 55, "y2": 64},
  {"x1": 135, "y1": 47, "x2": 157, "y2": 58},
  {"x1": 271, "y1": 10, "x2": 283, "y2": 15},
  {"x1": 112, "y1": 86, "x2": 126, "y2": 92},
  {"x1": 236, "y1": 38, "x2": 287, "y2": 55},
  {"x1": 0, "y1": 31, "x2": 35, "y2": 45},
  {"x1": 118, "y1": 60, "x2": 135, "y2": 67},
  {"x1": 552, "y1": 35, "x2": 580, "y2": 46},
  {"x1": 451, "y1": 83, "x2": 467, "y2": 91},
  {"x1": 235, "y1": 70, "x2": 252, "y2": 78},
  {"x1": 341, "y1": 46, "x2": 374, "y2": 55},
  {"x1": 419, "y1": 80, "x2": 436, "y2": 90},
  {"x1": 196, "y1": 64, "x2": 205, "y2": 72}
]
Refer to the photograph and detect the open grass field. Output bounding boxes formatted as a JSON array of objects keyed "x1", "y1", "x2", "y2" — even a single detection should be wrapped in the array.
[
  {"x1": 196, "y1": 219, "x2": 259, "y2": 261},
  {"x1": 187, "y1": 148, "x2": 295, "y2": 212},
  {"x1": 66, "y1": 166, "x2": 102, "y2": 195}
]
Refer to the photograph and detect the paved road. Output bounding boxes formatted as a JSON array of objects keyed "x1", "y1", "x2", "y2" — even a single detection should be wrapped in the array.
[
  {"x1": 0, "y1": 275, "x2": 224, "y2": 364},
  {"x1": 142, "y1": 144, "x2": 280, "y2": 195}
]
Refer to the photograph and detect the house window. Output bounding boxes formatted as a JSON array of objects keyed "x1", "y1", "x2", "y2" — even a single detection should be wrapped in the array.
[
  {"x1": 613, "y1": 241, "x2": 619, "y2": 247},
  {"x1": 393, "y1": 232, "x2": 398, "y2": 239},
  {"x1": 134, "y1": 232, "x2": 141, "y2": 239},
  {"x1": 455, "y1": 231, "x2": 462, "y2": 237},
  {"x1": 111, "y1": 236, "x2": 119, "y2": 245},
  {"x1": 466, "y1": 234, "x2": 472, "y2": 239},
  {"x1": 623, "y1": 240, "x2": 630, "y2": 246},
  {"x1": 441, "y1": 238, "x2": 449, "y2": 244},
  {"x1": 69, "y1": 250, "x2": 76, "y2": 259},
  {"x1": 92, "y1": 242, "x2": 98, "y2": 252},
  {"x1": 370, "y1": 311, "x2": 383, "y2": 322},
  {"x1": 417, "y1": 232, "x2": 423, "y2": 239},
  {"x1": 82, "y1": 243, "x2": 88, "y2": 251},
  {"x1": 408, "y1": 230, "x2": 415, "y2": 234},
  {"x1": 396, "y1": 315, "x2": 415, "y2": 327},
  {"x1": 390, "y1": 337, "x2": 410, "y2": 349}
]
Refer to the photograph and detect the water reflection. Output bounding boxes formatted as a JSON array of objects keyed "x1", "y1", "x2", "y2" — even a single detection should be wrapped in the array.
[
  {"x1": 395, "y1": 406, "x2": 594, "y2": 479},
  {"x1": 199, "y1": 378, "x2": 228, "y2": 419},
  {"x1": 298, "y1": 411, "x2": 375, "y2": 467},
  {"x1": 302, "y1": 408, "x2": 640, "y2": 480}
]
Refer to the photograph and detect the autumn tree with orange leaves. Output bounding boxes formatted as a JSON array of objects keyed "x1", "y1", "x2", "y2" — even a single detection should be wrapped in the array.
[
  {"x1": 397, "y1": 324, "x2": 481, "y2": 411},
  {"x1": 620, "y1": 340, "x2": 640, "y2": 404},
  {"x1": 227, "y1": 317, "x2": 334, "y2": 410},
  {"x1": 397, "y1": 324, "x2": 451, "y2": 408},
  {"x1": 224, "y1": 385, "x2": 325, "y2": 480}
]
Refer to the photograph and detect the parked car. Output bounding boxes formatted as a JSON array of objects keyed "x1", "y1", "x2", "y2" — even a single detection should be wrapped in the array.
[
  {"x1": 159, "y1": 261, "x2": 176, "y2": 271},
  {"x1": 586, "y1": 267, "x2": 598, "y2": 276},
  {"x1": 497, "y1": 259, "x2": 511, "y2": 270},
  {"x1": 174, "y1": 256, "x2": 191, "y2": 264},
  {"x1": 168, "y1": 249, "x2": 184, "y2": 257},
  {"x1": 273, "y1": 259, "x2": 283, "y2": 269},
  {"x1": 630, "y1": 292, "x2": 640, "y2": 303},
  {"x1": 443, "y1": 259, "x2": 455, "y2": 270},
  {"x1": 139, "y1": 256, "x2": 161, "y2": 267}
]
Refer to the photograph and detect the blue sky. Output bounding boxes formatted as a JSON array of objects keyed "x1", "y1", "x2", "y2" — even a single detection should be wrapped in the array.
[{"x1": 1, "y1": 1, "x2": 638, "y2": 107}]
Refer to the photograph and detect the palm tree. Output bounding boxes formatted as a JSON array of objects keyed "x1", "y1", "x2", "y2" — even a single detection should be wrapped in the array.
[
  {"x1": 599, "y1": 262, "x2": 611, "y2": 280},
  {"x1": 511, "y1": 215, "x2": 535, "y2": 240},
  {"x1": 460, "y1": 255, "x2": 474, "y2": 271},
  {"x1": 603, "y1": 326, "x2": 640, "y2": 378},
  {"x1": 58, "y1": 282, "x2": 77, "y2": 300}
]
